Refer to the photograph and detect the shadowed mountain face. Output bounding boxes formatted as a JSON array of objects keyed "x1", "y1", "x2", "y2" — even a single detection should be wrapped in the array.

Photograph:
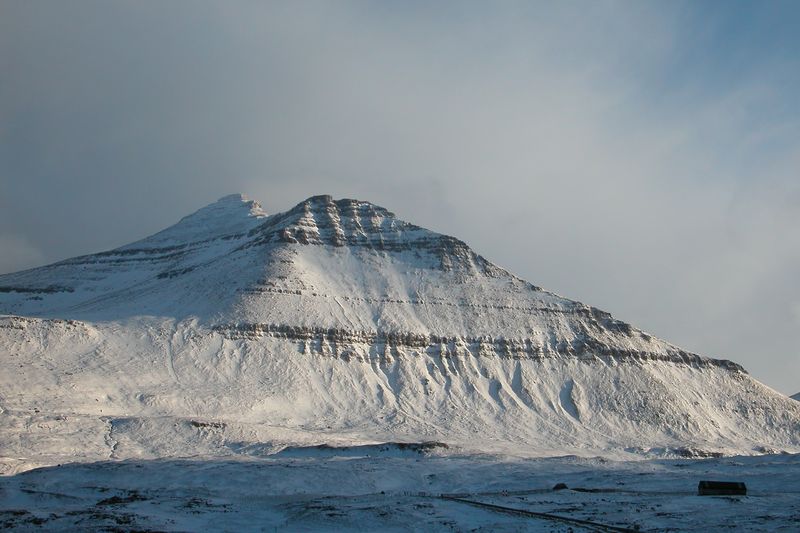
[{"x1": 0, "y1": 195, "x2": 797, "y2": 472}]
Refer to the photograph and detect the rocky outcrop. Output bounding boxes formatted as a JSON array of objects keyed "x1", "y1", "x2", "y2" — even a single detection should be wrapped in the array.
[
  {"x1": 0, "y1": 285, "x2": 73, "y2": 294},
  {"x1": 211, "y1": 322, "x2": 745, "y2": 372},
  {"x1": 240, "y1": 195, "x2": 507, "y2": 276}
]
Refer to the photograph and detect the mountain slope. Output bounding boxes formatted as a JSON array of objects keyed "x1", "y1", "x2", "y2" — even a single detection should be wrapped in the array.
[{"x1": 1, "y1": 194, "x2": 798, "y2": 473}]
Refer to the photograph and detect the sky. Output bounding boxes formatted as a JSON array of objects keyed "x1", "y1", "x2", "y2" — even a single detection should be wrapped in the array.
[{"x1": 1, "y1": 1, "x2": 799, "y2": 394}]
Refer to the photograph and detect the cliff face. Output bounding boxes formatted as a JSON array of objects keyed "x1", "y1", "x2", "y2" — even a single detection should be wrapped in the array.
[{"x1": 0, "y1": 195, "x2": 797, "y2": 472}]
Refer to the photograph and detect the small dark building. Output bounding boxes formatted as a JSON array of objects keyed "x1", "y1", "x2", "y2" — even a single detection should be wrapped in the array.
[{"x1": 698, "y1": 481, "x2": 747, "y2": 496}]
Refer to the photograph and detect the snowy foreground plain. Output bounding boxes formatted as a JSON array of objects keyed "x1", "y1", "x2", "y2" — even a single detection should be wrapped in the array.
[
  {"x1": 2, "y1": 449, "x2": 799, "y2": 531},
  {"x1": 1, "y1": 195, "x2": 799, "y2": 530}
]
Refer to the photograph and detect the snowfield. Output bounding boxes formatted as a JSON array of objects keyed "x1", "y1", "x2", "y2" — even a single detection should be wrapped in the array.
[
  {"x1": 1, "y1": 194, "x2": 799, "y2": 530},
  {"x1": 2, "y1": 452, "x2": 799, "y2": 531}
]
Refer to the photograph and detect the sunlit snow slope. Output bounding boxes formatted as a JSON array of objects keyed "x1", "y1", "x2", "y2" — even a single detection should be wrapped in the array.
[{"x1": 1, "y1": 194, "x2": 798, "y2": 473}]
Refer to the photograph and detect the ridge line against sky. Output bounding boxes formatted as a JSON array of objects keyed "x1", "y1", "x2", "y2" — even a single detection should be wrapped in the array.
[{"x1": 1, "y1": 1, "x2": 799, "y2": 394}]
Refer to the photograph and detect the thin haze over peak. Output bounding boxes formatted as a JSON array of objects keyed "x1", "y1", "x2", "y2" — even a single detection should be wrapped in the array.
[{"x1": 1, "y1": 1, "x2": 799, "y2": 394}]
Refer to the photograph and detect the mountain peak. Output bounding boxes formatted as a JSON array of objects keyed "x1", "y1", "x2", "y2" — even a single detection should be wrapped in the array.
[
  {"x1": 240, "y1": 194, "x2": 509, "y2": 278},
  {"x1": 215, "y1": 192, "x2": 266, "y2": 211},
  {"x1": 290, "y1": 194, "x2": 397, "y2": 220},
  {"x1": 173, "y1": 192, "x2": 268, "y2": 228},
  {"x1": 184, "y1": 192, "x2": 267, "y2": 221},
  {"x1": 122, "y1": 193, "x2": 267, "y2": 249},
  {"x1": 276, "y1": 194, "x2": 403, "y2": 245}
]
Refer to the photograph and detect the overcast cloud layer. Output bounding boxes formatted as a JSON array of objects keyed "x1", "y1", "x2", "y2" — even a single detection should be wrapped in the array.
[{"x1": 1, "y1": 1, "x2": 799, "y2": 394}]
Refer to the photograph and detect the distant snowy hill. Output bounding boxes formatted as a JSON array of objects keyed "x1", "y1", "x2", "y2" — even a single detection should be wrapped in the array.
[{"x1": 1, "y1": 194, "x2": 798, "y2": 473}]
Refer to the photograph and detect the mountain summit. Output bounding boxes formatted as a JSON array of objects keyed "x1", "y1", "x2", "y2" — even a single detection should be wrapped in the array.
[{"x1": 0, "y1": 195, "x2": 798, "y2": 471}]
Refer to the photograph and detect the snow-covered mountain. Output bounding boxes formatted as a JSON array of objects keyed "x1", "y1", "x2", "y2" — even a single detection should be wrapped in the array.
[{"x1": 1, "y1": 194, "x2": 798, "y2": 473}]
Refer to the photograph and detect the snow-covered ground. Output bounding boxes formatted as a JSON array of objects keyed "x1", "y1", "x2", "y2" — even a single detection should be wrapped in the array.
[{"x1": 2, "y1": 450, "x2": 799, "y2": 531}]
